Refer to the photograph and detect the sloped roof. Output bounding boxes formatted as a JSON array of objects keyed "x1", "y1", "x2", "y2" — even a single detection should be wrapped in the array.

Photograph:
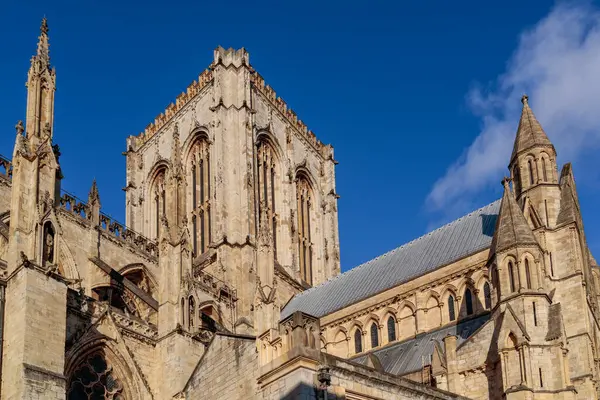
[
  {"x1": 353, "y1": 314, "x2": 490, "y2": 376},
  {"x1": 281, "y1": 200, "x2": 500, "y2": 319},
  {"x1": 489, "y1": 181, "x2": 538, "y2": 256},
  {"x1": 511, "y1": 95, "x2": 554, "y2": 163}
]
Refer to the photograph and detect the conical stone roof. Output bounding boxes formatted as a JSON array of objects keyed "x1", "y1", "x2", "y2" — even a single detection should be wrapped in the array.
[{"x1": 511, "y1": 95, "x2": 554, "y2": 164}]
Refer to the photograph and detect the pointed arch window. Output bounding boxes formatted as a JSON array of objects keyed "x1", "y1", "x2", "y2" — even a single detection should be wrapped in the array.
[
  {"x1": 448, "y1": 295, "x2": 456, "y2": 321},
  {"x1": 189, "y1": 138, "x2": 211, "y2": 255},
  {"x1": 257, "y1": 140, "x2": 278, "y2": 259},
  {"x1": 370, "y1": 323, "x2": 379, "y2": 348},
  {"x1": 387, "y1": 316, "x2": 396, "y2": 342},
  {"x1": 188, "y1": 296, "x2": 195, "y2": 330},
  {"x1": 528, "y1": 159, "x2": 535, "y2": 185},
  {"x1": 296, "y1": 176, "x2": 313, "y2": 285},
  {"x1": 354, "y1": 329, "x2": 362, "y2": 354},
  {"x1": 152, "y1": 170, "x2": 166, "y2": 239},
  {"x1": 509, "y1": 261, "x2": 517, "y2": 292},
  {"x1": 525, "y1": 259, "x2": 532, "y2": 289},
  {"x1": 465, "y1": 289, "x2": 474, "y2": 315},
  {"x1": 68, "y1": 352, "x2": 124, "y2": 400},
  {"x1": 542, "y1": 158, "x2": 548, "y2": 182},
  {"x1": 484, "y1": 282, "x2": 492, "y2": 309}
]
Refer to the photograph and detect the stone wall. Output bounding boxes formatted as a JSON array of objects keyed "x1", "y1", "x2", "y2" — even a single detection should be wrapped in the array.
[{"x1": 183, "y1": 332, "x2": 258, "y2": 399}]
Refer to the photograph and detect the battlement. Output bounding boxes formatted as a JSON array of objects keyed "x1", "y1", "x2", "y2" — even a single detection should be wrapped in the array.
[
  {"x1": 250, "y1": 72, "x2": 333, "y2": 159},
  {"x1": 132, "y1": 68, "x2": 214, "y2": 149}
]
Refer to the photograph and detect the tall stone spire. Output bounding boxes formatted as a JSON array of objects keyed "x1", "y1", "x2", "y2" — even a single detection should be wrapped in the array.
[
  {"x1": 25, "y1": 17, "x2": 56, "y2": 140},
  {"x1": 510, "y1": 95, "x2": 554, "y2": 164},
  {"x1": 489, "y1": 177, "x2": 538, "y2": 256},
  {"x1": 34, "y1": 17, "x2": 51, "y2": 69}
]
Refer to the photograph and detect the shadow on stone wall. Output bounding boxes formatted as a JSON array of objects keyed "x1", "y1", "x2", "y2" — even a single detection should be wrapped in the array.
[{"x1": 280, "y1": 382, "x2": 343, "y2": 400}]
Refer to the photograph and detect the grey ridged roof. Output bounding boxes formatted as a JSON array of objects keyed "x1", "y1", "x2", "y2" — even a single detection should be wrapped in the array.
[
  {"x1": 353, "y1": 314, "x2": 490, "y2": 376},
  {"x1": 281, "y1": 200, "x2": 500, "y2": 319}
]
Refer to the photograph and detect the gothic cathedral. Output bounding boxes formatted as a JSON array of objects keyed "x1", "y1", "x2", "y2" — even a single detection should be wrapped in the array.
[{"x1": 0, "y1": 19, "x2": 598, "y2": 400}]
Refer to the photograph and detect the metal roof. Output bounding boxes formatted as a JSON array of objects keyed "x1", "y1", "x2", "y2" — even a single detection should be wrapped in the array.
[
  {"x1": 281, "y1": 200, "x2": 500, "y2": 319},
  {"x1": 352, "y1": 314, "x2": 490, "y2": 376}
]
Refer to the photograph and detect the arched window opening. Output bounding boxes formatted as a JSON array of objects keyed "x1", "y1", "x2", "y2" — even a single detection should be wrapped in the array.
[
  {"x1": 152, "y1": 170, "x2": 166, "y2": 239},
  {"x1": 189, "y1": 138, "x2": 211, "y2": 256},
  {"x1": 525, "y1": 259, "x2": 532, "y2": 289},
  {"x1": 180, "y1": 298, "x2": 185, "y2": 326},
  {"x1": 484, "y1": 282, "x2": 492, "y2": 309},
  {"x1": 509, "y1": 261, "x2": 517, "y2": 292},
  {"x1": 448, "y1": 295, "x2": 456, "y2": 321},
  {"x1": 542, "y1": 158, "x2": 548, "y2": 182},
  {"x1": 513, "y1": 166, "x2": 521, "y2": 194},
  {"x1": 528, "y1": 159, "x2": 535, "y2": 185},
  {"x1": 296, "y1": 177, "x2": 313, "y2": 285},
  {"x1": 68, "y1": 352, "x2": 124, "y2": 400},
  {"x1": 188, "y1": 296, "x2": 195, "y2": 330},
  {"x1": 354, "y1": 329, "x2": 362, "y2": 354},
  {"x1": 387, "y1": 317, "x2": 396, "y2": 342},
  {"x1": 42, "y1": 221, "x2": 56, "y2": 268},
  {"x1": 465, "y1": 289, "x2": 474, "y2": 315},
  {"x1": 257, "y1": 140, "x2": 278, "y2": 259},
  {"x1": 370, "y1": 323, "x2": 379, "y2": 348},
  {"x1": 493, "y1": 266, "x2": 501, "y2": 299}
]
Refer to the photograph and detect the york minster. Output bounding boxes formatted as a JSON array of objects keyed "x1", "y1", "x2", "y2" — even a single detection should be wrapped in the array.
[{"x1": 0, "y1": 19, "x2": 598, "y2": 400}]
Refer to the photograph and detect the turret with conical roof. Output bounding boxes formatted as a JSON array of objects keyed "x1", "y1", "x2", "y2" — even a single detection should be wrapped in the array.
[{"x1": 509, "y1": 95, "x2": 561, "y2": 228}]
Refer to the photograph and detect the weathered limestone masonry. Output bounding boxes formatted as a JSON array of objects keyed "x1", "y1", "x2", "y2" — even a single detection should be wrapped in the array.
[{"x1": 1, "y1": 18, "x2": 599, "y2": 400}]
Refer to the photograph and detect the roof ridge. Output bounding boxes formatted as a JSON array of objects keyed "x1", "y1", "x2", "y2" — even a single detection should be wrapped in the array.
[{"x1": 290, "y1": 199, "x2": 501, "y2": 301}]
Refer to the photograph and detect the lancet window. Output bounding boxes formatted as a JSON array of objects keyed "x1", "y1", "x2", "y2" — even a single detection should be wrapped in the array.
[
  {"x1": 387, "y1": 316, "x2": 396, "y2": 342},
  {"x1": 541, "y1": 157, "x2": 548, "y2": 181},
  {"x1": 448, "y1": 295, "x2": 456, "y2": 321},
  {"x1": 354, "y1": 329, "x2": 362, "y2": 354},
  {"x1": 465, "y1": 289, "x2": 474, "y2": 315},
  {"x1": 528, "y1": 159, "x2": 535, "y2": 185},
  {"x1": 370, "y1": 323, "x2": 379, "y2": 348},
  {"x1": 525, "y1": 259, "x2": 532, "y2": 289},
  {"x1": 296, "y1": 176, "x2": 313, "y2": 285},
  {"x1": 513, "y1": 166, "x2": 521, "y2": 194},
  {"x1": 151, "y1": 169, "x2": 166, "y2": 239},
  {"x1": 509, "y1": 261, "x2": 517, "y2": 292},
  {"x1": 484, "y1": 282, "x2": 492, "y2": 309},
  {"x1": 256, "y1": 139, "x2": 278, "y2": 258},
  {"x1": 189, "y1": 138, "x2": 211, "y2": 255},
  {"x1": 188, "y1": 296, "x2": 195, "y2": 330}
]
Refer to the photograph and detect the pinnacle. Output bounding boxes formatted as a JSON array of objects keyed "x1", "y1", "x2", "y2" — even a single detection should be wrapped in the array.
[
  {"x1": 88, "y1": 178, "x2": 101, "y2": 205},
  {"x1": 41, "y1": 17, "x2": 49, "y2": 35},
  {"x1": 489, "y1": 177, "x2": 538, "y2": 256},
  {"x1": 510, "y1": 95, "x2": 554, "y2": 163}
]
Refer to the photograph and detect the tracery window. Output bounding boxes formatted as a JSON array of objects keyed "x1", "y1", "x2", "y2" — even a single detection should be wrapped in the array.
[
  {"x1": 370, "y1": 323, "x2": 379, "y2": 348},
  {"x1": 387, "y1": 316, "x2": 396, "y2": 342},
  {"x1": 484, "y1": 282, "x2": 492, "y2": 309},
  {"x1": 68, "y1": 352, "x2": 124, "y2": 400},
  {"x1": 152, "y1": 170, "x2": 166, "y2": 239},
  {"x1": 354, "y1": 329, "x2": 362, "y2": 354},
  {"x1": 189, "y1": 138, "x2": 211, "y2": 255},
  {"x1": 296, "y1": 176, "x2": 313, "y2": 285},
  {"x1": 448, "y1": 295, "x2": 456, "y2": 321},
  {"x1": 42, "y1": 221, "x2": 56, "y2": 268},
  {"x1": 465, "y1": 289, "x2": 474, "y2": 315},
  {"x1": 257, "y1": 140, "x2": 278, "y2": 258}
]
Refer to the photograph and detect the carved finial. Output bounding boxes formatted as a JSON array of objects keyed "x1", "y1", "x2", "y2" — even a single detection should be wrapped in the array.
[
  {"x1": 502, "y1": 176, "x2": 513, "y2": 193},
  {"x1": 88, "y1": 179, "x2": 100, "y2": 205},
  {"x1": 521, "y1": 94, "x2": 529, "y2": 105},
  {"x1": 41, "y1": 17, "x2": 49, "y2": 35},
  {"x1": 15, "y1": 120, "x2": 24, "y2": 136}
]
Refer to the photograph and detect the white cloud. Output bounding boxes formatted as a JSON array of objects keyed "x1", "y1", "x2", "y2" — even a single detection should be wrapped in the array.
[{"x1": 427, "y1": 2, "x2": 600, "y2": 213}]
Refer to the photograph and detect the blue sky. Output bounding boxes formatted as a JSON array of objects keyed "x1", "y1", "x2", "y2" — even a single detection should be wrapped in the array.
[{"x1": 1, "y1": 1, "x2": 599, "y2": 271}]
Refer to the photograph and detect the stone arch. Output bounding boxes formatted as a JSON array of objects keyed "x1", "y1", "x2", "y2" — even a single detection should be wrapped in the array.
[
  {"x1": 90, "y1": 284, "x2": 140, "y2": 317},
  {"x1": 66, "y1": 338, "x2": 144, "y2": 400},
  {"x1": 397, "y1": 303, "x2": 416, "y2": 340},
  {"x1": 361, "y1": 313, "x2": 380, "y2": 327},
  {"x1": 520, "y1": 252, "x2": 537, "y2": 289},
  {"x1": 118, "y1": 264, "x2": 158, "y2": 297},
  {"x1": 147, "y1": 161, "x2": 169, "y2": 239},
  {"x1": 197, "y1": 299, "x2": 222, "y2": 325},
  {"x1": 256, "y1": 130, "x2": 284, "y2": 161},
  {"x1": 182, "y1": 127, "x2": 211, "y2": 161},
  {"x1": 440, "y1": 286, "x2": 458, "y2": 323},
  {"x1": 56, "y1": 239, "x2": 81, "y2": 282}
]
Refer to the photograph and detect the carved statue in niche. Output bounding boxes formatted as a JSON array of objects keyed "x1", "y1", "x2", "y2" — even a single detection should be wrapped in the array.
[{"x1": 42, "y1": 222, "x2": 55, "y2": 267}]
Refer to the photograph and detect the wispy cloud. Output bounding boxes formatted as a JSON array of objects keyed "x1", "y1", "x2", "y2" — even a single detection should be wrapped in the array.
[{"x1": 427, "y1": 2, "x2": 600, "y2": 216}]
